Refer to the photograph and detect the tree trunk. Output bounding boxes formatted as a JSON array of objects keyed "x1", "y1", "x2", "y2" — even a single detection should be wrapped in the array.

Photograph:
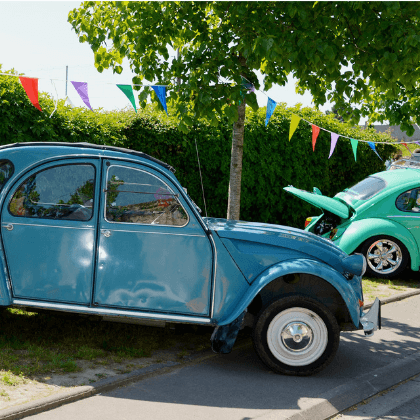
[{"x1": 227, "y1": 100, "x2": 246, "y2": 220}]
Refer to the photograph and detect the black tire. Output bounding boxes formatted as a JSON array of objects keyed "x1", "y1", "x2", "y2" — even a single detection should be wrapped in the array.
[
  {"x1": 360, "y1": 235, "x2": 409, "y2": 279},
  {"x1": 252, "y1": 295, "x2": 340, "y2": 376}
]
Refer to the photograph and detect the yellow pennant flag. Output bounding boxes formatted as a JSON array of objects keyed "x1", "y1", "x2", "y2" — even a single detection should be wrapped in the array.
[{"x1": 289, "y1": 114, "x2": 301, "y2": 141}]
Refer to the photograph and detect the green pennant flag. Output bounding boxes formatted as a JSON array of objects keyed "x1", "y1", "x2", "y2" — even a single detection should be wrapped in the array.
[
  {"x1": 289, "y1": 114, "x2": 301, "y2": 141},
  {"x1": 350, "y1": 139, "x2": 358, "y2": 161},
  {"x1": 117, "y1": 84, "x2": 137, "y2": 113}
]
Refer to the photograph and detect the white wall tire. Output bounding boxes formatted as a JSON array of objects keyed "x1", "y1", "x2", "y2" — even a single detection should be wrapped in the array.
[{"x1": 252, "y1": 295, "x2": 340, "y2": 376}]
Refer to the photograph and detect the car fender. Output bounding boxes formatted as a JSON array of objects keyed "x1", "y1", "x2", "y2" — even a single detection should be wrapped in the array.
[
  {"x1": 216, "y1": 258, "x2": 360, "y2": 328},
  {"x1": 334, "y1": 218, "x2": 420, "y2": 271}
]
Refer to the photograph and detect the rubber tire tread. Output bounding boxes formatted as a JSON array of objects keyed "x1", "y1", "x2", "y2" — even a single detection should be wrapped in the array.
[{"x1": 252, "y1": 295, "x2": 340, "y2": 376}]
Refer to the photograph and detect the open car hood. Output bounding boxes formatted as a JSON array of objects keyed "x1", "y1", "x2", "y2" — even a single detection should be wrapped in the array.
[{"x1": 284, "y1": 186, "x2": 352, "y2": 219}]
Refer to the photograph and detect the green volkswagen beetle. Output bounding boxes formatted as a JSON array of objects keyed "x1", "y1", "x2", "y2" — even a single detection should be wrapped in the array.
[{"x1": 285, "y1": 167, "x2": 420, "y2": 278}]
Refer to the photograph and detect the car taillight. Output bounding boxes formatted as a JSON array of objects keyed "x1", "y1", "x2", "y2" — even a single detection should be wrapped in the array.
[{"x1": 304, "y1": 217, "x2": 312, "y2": 228}]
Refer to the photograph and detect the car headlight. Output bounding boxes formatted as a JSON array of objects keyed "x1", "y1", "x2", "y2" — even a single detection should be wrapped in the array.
[{"x1": 342, "y1": 253, "x2": 366, "y2": 278}]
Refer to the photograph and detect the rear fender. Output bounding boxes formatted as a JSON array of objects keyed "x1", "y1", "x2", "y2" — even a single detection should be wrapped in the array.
[
  {"x1": 217, "y1": 258, "x2": 361, "y2": 328},
  {"x1": 334, "y1": 218, "x2": 420, "y2": 271}
]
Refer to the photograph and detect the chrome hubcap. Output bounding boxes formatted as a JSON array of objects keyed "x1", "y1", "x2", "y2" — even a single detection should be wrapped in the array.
[
  {"x1": 281, "y1": 322, "x2": 313, "y2": 352},
  {"x1": 267, "y1": 308, "x2": 328, "y2": 366},
  {"x1": 367, "y1": 239, "x2": 402, "y2": 274}
]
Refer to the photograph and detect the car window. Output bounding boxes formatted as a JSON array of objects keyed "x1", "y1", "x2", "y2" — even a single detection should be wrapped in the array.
[
  {"x1": 343, "y1": 176, "x2": 387, "y2": 200},
  {"x1": 396, "y1": 188, "x2": 420, "y2": 212},
  {"x1": 105, "y1": 165, "x2": 188, "y2": 226},
  {"x1": 9, "y1": 164, "x2": 95, "y2": 221}
]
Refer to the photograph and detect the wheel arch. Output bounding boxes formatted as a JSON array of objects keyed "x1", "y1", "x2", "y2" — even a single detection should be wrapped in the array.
[
  {"x1": 217, "y1": 259, "x2": 361, "y2": 329},
  {"x1": 335, "y1": 218, "x2": 419, "y2": 271}
]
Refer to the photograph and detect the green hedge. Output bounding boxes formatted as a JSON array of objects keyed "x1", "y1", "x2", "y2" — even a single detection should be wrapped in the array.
[{"x1": 0, "y1": 68, "x2": 397, "y2": 228}]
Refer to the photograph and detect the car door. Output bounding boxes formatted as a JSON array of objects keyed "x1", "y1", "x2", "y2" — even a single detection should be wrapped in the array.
[
  {"x1": 1, "y1": 159, "x2": 101, "y2": 304},
  {"x1": 93, "y1": 159, "x2": 213, "y2": 316},
  {"x1": 393, "y1": 187, "x2": 420, "y2": 246}
]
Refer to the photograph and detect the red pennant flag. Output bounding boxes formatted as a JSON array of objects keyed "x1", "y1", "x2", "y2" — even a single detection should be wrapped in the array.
[
  {"x1": 19, "y1": 77, "x2": 42, "y2": 112},
  {"x1": 312, "y1": 125, "x2": 320, "y2": 151},
  {"x1": 402, "y1": 142, "x2": 411, "y2": 154}
]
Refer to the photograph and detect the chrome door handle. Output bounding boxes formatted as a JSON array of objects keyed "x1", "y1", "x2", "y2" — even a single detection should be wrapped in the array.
[
  {"x1": 3, "y1": 224, "x2": 13, "y2": 231},
  {"x1": 102, "y1": 230, "x2": 111, "y2": 238}
]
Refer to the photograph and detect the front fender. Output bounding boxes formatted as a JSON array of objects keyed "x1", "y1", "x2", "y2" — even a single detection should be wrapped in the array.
[
  {"x1": 217, "y1": 258, "x2": 361, "y2": 328},
  {"x1": 334, "y1": 218, "x2": 420, "y2": 271}
]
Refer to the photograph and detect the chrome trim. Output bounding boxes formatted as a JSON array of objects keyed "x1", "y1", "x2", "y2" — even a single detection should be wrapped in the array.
[
  {"x1": 12, "y1": 299, "x2": 212, "y2": 324},
  {"x1": 388, "y1": 215, "x2": 420, "y2": 219},
  {"x1": 104, "y1": 164, "x2": 189, "y2": 228},
  {"x1": 209, "y1": 232, "x2": 217, "y2": 319},
  {"x1": 3, "y1": 224, "x2": 13, "y2": 231},
  {"x1": 101, "y1": 228, "x2": 205, "y2": 238},
  {"x1": 2, "y1": 223, "x2": 94, "y2": 230}
]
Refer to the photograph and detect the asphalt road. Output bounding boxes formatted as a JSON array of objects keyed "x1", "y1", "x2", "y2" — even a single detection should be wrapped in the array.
[{"x1": 23, "y1": 295, "x2": 420, "y2": 420}]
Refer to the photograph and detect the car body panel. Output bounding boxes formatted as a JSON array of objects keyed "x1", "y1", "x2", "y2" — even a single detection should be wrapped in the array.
[
  {"x1": 284, "y1": 186, "x2": 350, "y2": 219},
  {"x1": 333, "y1": 217, "x2": 420, "y2": 271},
  {"x1": 215, "y1": 258, "x2": 362, "y2": 327}
]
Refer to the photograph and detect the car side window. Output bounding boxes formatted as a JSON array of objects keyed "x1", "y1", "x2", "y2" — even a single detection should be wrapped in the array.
[
  {"x1": 105, "y1": 165, "x2": 188, "y2": 226},
  {"x1": 396, "y1": 188, "x2": 420, "y2": 212},
  {"x1": 9, "y1": 164, "x2": 95, "y2": 221}
]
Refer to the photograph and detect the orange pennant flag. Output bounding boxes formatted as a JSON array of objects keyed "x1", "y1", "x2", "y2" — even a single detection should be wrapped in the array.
[
  {"x1": 19, "y1": 77, "x2": 42, "y2": 112},
  {"x1": 312, "y1": 125, "x2": 320, "y2": 151}
]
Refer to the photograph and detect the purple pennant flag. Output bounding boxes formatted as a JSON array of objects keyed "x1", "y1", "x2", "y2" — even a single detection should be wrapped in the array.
[
  {"x1": 71, "y1": 81, "x2": 93, "y2": 110},
  {"x1": 265, "y1": 97, "x2": 277, "y2": 127},
  {"x1": 328, "y1": 133, "x2": 339, "y2": 158},
  {"x1": 152, "y1": 86, "x2": 168, "y2": 115}
]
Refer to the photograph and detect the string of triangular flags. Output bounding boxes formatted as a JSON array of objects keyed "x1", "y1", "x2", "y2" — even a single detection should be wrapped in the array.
[
  {"x1": 4, "y1": 72, "x2": 420, "y2": 161},
  {"x1": 265, "y1": 97, "x2": 420, "y2": 162},
  {"x1": 1, "y1": 73, "x2": 168, "y2": 116}
]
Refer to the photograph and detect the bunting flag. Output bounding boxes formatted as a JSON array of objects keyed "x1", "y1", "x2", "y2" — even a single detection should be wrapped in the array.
[
  {"x1": 329, "y1": 133, "x2": 339, "y2": 158},
  {"x1": 19, "y1": 77, "x2": 42, "y2": 112},
  {"x1": 402, "y1": 142, "x2": 412, "y2": 154},
  {"x1": 265, "y1": 97, "x2": 277, "y2": 126},
  {"x1": 117, "y1": 84, "x2": 137, "y2": 113},
  {"x1": 350, "y1": 139, "x2": 358, "y2": 161},
  {"x1": 152, "y1": 86, "x2": 168, "y2": 115},
  {"x1": 368, "y1": 141, "x2": 383, "y2": 161},
  {"x1": 71, "y1": 81, "x2": 93, "y2": 110},
  {"x1": 289, "y1": 115, "x2": 301, "y2": 141},
  {"x1": 311, "y1": 125, "x2": 320, "y2": 151}
]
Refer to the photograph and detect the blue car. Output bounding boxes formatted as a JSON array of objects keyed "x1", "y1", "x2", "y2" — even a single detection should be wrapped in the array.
[{"x1": 0, "y1": 142, "x2": 380, "y2": 375}]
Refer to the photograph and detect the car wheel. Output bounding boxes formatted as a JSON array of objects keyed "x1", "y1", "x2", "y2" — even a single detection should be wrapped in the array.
[
  {"x1": 252, "y1": 295, "x2": 340, "y2": 376},
  {"x1": 360, "y1": 236, "x2": 409, "y2": 279}
]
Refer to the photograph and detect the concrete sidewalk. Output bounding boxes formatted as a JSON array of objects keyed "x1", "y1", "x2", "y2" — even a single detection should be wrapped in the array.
[{"x1": 2, "y1": 291, "x2": 420, "y2": 420}]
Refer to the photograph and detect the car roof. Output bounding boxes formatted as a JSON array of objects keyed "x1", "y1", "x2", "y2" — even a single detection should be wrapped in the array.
[
  {"x1": 373, "y1": 168, "x2": 420, "y2": 189},
  {"x1": 0, "y1": 142, "x2": 175, "y2": 173}
]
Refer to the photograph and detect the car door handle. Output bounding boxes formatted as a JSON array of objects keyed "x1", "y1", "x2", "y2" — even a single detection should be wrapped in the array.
[
  {"x1": 3, "y1": 224, "x2": 13, "y2": 231},
  {"x1": 102, "y1": 230, "x2": 111, "y2": 238}
]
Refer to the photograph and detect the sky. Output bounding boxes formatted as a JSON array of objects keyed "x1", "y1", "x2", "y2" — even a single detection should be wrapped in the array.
[{"x1": 0, "y1": 1, "x2": 333, "y2": 113}]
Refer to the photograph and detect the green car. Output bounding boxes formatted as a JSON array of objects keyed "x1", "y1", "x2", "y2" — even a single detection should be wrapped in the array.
[{"x1": 285, "y1": 168, "x2": 420, "y2": 278}]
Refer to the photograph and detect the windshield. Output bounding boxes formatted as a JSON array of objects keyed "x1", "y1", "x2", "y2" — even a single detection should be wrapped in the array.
[
  {"x1": 341, "y1": 176, "x2": 386, "y2": 200},
  {"x1": 0, "y1": 160, "x2": 14, "y2": 192}
]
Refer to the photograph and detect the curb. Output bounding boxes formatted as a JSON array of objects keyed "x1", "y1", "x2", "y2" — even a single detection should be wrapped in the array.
[
  {"x1": 1, "y1": 291, "x2": 419, "y2": 420},
  {"x1": 363, "y1": 288, "x2": 420, "y2": 309},
  {"x1": 0, "y1": 340, "x2": 252, "y2": 420},
  {"x1": 285, "y1": 350, "x2": 420, "y2": 420}
]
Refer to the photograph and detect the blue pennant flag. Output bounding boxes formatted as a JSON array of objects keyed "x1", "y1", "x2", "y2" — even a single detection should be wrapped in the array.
[
  {"x1": 368, "y1": 141, "x2": 383, "y2": 161},
  {"x1": 152, "y1": 86, "x2": 168, "y2": 115},
  {"x1": 265, "y1": 97, "x2": 277, "y2": 127}
]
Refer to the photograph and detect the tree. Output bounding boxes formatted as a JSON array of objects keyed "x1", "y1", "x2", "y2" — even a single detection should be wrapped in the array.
[{"x1": 68, "y1": 1, "x2": 420, "y2": 220}]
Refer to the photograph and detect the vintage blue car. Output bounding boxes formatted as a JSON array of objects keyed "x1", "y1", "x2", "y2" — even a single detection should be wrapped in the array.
[{"x1": 0, "y1": 143, "x2": 380, "y2": 376}]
